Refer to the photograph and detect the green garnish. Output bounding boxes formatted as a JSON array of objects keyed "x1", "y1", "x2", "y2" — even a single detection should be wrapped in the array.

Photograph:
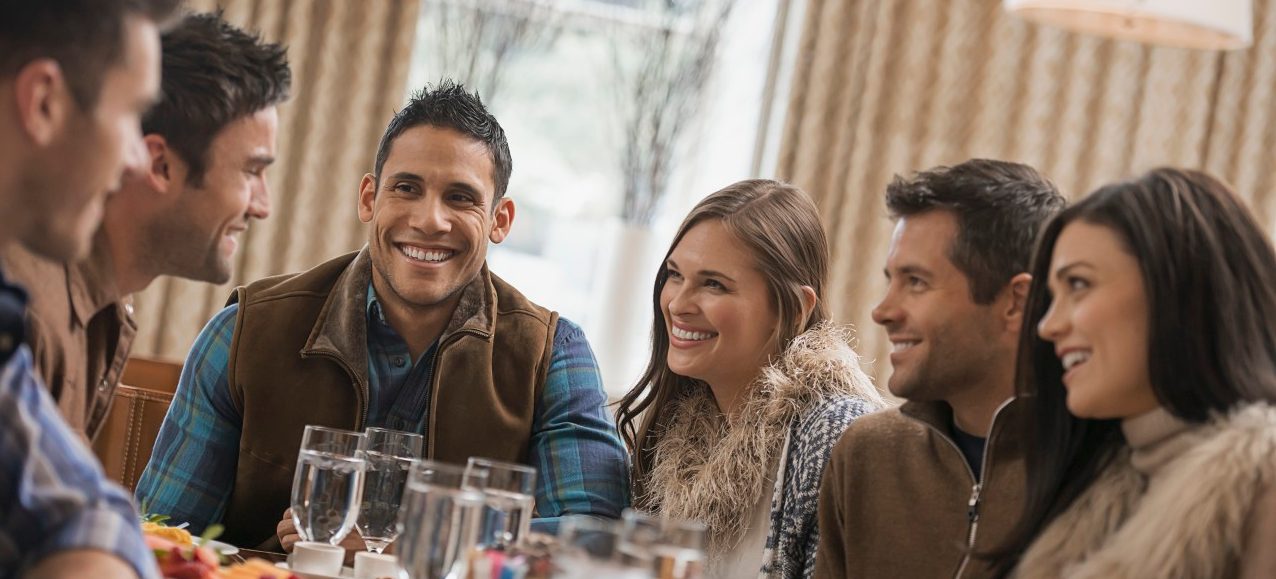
[
  {"x1": 141, "y1": 512, "x2": 171, "y2": 524},
  {"x1": 197, "y1": 523, "x2": 225, "y2": 546}
]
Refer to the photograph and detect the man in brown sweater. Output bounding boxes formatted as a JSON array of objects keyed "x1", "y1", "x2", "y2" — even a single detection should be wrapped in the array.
[
  {"x1": 1, "y1": 12, "x2": 291, "y2": 441},
  {"x1": 814, "y1": 159, "x2": 1064, "y2": 578}
]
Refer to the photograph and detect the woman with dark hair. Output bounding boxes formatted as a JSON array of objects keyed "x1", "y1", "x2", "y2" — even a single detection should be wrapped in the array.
[
  {"x1": 615, "y1": 179, "x2": 884, "y2": 578},
  {"x1": 1000, "y1": 168, "x2": 1276, "y2": 577}
]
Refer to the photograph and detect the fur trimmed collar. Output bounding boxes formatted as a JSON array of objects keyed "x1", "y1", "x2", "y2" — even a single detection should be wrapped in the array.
[
  {"x1": 1015, "y1": 403, "x2": 1276, "y2": 578},
  {"x1": 641, "y1": 322, "x2": 881, "y2": 556}
]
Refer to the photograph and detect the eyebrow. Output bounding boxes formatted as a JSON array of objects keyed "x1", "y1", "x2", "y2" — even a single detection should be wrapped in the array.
[
  {"x1": 384, "y1": 171, "x2": 484, "y2": 198},
  {"x1": 666, "y1": 259, "x2": 737, "y2": 283},
  {"x1": 386, "y1": 171, "x2": 424, "y2": 183},
  {"x1": 1052, "y1": 261, "x2": 1094, "y2": 280},
  {"x1": 247, "y1": 154, "x2": 275, "y2": 167},
  {"x1": 884, "y1": 264, "x2": 934, "y2": 278}
]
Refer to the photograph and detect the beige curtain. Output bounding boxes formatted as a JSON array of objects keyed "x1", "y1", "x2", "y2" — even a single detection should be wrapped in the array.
[
  {"x1": 777, "y1": 0, "x2": 1276, "y2": 383},
  {"x1": 130, "y1": 0, "x2": 421, "y2": 360}
]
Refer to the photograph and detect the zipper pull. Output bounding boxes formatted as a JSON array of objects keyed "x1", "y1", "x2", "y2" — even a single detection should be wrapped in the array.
[{"x1": 967, "y1": 483, "x2": 982, "y2": 523}]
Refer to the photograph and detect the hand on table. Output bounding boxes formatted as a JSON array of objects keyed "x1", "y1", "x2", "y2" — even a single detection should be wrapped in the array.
[{"x1": 276, "y1": 508, "x2": 365, "y2": 564}]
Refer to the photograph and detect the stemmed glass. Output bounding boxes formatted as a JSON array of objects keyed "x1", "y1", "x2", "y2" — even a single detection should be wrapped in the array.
[
  {"x1": 557, "y1": 515, "x2": 654, "y2": 579},
  {"x1": 396, "y1": 460, "x2": 489, "y2": 579},
  {"x1": 290, "y1": 425, "x2": 368, "y2": 545},
  {"x1": 355, "y1": 427, "x2": 424, "y2": 553},
  {"x1": 621, "y1": 510, "x2": 707, "y2": 579},
  {"x1": 464, "y1": 457, "x2": 537, "y2": 549}
]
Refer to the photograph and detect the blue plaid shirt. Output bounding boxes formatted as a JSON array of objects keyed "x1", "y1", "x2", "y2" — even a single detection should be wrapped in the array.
[
  {"x1": 0, "y1": 270, "x2": 158, "y2": 579},
  {"x1": 136, "y1": 286, "x2": 629, "y2": 537}
]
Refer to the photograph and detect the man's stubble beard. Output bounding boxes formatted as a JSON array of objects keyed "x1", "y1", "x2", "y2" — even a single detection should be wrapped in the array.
[{"x1": 143, "y1": 206, "x2": 230, "y2": 284}]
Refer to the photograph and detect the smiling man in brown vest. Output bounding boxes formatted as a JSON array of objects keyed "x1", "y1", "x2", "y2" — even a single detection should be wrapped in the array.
[{"x1": 135, "y1": 81, "x2": 630, "y2": 551}]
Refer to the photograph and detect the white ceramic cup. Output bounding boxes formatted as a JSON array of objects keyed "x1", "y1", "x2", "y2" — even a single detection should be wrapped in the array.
[
  {"x1": 290, "y1": 541, "x2": 345, "y2": 576},
  {"x1": 353, "y1": 551, "x2": 399, "y2": 579}
]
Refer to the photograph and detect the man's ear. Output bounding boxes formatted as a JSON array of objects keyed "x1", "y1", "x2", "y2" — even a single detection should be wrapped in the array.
[
  {"x1": 143, "y1": 134, "x2": 172, "y2": 193},
  {"x1": 1004, "y1": 272, "x2": 1033, "y2": 333},
  {"x1": 357, "y1": 174, "x2": 377, "y2": 223},
  {"x1": 489, "y1": 196, "x2": 515, "y2": 244},
  {"x1": 13, "y1": 59, "x2": 71, "y2": 147}
]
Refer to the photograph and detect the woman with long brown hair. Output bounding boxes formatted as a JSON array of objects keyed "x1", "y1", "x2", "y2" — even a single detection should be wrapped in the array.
[
  {"x1": 615, "y1": 179, "x2": 884, "y2": 578},
  {"x1": 997, "y1": 168, "x2": 1276, "y2": 577}
]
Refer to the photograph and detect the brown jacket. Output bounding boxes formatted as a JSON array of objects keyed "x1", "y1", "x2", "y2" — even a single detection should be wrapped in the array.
[
  {"x1": 0, "y1": 242, "x2": 135, "y2": 440},
  {"x1": 814, "y1": 398, "x2": 1027, "y2": 579},
  {"x1": 217, "y1": 249, "x2": 558, "y2": 549}
]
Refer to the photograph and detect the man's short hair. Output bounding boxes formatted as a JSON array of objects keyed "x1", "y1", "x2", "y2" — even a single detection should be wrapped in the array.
[
  {"x1": 0, "y1": 0, "x2": 182, "y2": 109},
  {"x1": 375, "y1": 80, "x2": 513, "y2": 200},
  {"x1": 143, "y1": 12, "x2": 292, "y2": 186},
  {"x1": 885, "y1": 159, "x2": 1065, "y2": 304}
]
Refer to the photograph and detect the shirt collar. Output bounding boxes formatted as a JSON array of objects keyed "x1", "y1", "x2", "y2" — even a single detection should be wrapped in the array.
[
  {"x1": 67, "y1": 239, "x2": 127, "y2": 327},
  {"x1": 366, "y1": 280, "x2": 388, "y2": 326}
]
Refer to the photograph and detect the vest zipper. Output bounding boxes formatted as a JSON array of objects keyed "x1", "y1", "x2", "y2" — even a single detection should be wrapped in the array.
[
  {"x1": 424, "y1": 328, "x2": 486, "y2": 459},
  {"x1": 308, "y1": 351, "x2": 370, "y2": 429},
  {"x1": 955, "y1": 482, "x2": 982, "y2": 578},
  {"x1": 911, "y1": 398, "x2": 1013, "y2": 579},
  {"x1": 415, "y1": 345, "x2": 441, "y2": 452}
]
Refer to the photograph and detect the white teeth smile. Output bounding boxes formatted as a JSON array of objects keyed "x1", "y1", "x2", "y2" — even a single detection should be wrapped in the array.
[
  {"x1": 891, "y1": 341, "x2": 919, "y2": 353},
  {"x1": 1062, "y1": 351, "x2": 1091, "y2": 371},
  {"x1": 400, "y1": 245, "x2": 453, "y2": 263},
  {"x1": 671, "y1": 327, "x2": 717, "y2": 341}
]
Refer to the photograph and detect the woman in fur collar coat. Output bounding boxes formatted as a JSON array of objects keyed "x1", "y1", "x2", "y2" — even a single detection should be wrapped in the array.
[
  {"x1": 997, "y1": 168, "x2": 1276, "y2": 578},
  {"x1": 615, "y1": 179, "x2": 885, "y2": 579}
]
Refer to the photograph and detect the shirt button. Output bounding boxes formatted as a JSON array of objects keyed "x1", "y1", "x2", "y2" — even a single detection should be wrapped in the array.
[
  {"x1": 98, "y1": 378, "x2": 109, "y2": 392},
  {"x1": 393, "y1": 356, "x2": 406, "y2": 367}
]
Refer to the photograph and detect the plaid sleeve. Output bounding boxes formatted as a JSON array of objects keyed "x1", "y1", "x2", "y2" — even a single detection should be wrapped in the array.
[
  {"x1": 0, "y1": 347, "x2": 160, "y2": 579},
  {"x1": 527, "y1": 317, "x2": 630, "y2": 535},
  {"x1": 134, "y1": 304, "x2": 243, "y2": 534}
]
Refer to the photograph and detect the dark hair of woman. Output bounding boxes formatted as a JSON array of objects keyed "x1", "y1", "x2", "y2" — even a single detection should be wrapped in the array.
[
  {"x1": 613, "y1": 178, "x2": 831, "y2": 504},
  {"x1": 993, "y1": 167, "x2": 1276, "y2": 572}
]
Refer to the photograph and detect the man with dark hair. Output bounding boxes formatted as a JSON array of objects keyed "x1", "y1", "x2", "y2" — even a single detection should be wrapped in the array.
[
  {"x1": 0, "y1": 1, "x2": 179, "y2": 577},
  {"x1": 814, "y1": 159, "x2": 1065, "y2": 578},
  {"x1": 3, "y1": 11, "x2": 292, "y2": 442},
  {"x1": 138, "y1": 81, "x2": 629, "y2": 552}
]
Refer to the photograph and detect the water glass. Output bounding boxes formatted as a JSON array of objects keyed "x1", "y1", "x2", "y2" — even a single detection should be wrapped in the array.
[
  {"x1": 557, "y1": 515, "x2": 653, "y2": 579},
  {"x1": 396, "y1": 460, "x2": 488, "y2": 579},
  {"x1": 356, "y1": 427, "x2": 424, "y2": 553},
  {"x1": 291, "y1": 425, "x2": 368, "y2": 545},
  {"x1": 464, "y1": 457, "x2": 537, "y2": 549},
  {"x1": 622, "y1": 510, "x2": 706, "y2": 579}
]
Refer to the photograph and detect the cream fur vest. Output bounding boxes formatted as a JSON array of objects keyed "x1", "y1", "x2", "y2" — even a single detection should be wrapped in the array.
[
  {"x1": 640, "y1": 323, "x2": 883, "y2": 575},
  {"x1": 1015, "y1": 403, "x2": 1276, "y2": 578}
]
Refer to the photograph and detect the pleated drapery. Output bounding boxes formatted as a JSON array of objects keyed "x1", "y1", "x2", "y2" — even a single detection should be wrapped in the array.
[
  {"x1": 131, "y1": 0, "x2": 421, "y2": 359},
  {"x1": 776, "y1": 0, "x2": 1276, "y2": 383}
]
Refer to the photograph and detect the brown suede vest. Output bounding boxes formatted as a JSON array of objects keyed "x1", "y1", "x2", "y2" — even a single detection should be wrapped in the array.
[{"x1": 217, "y1": 249, "x2": 557, "y2": 549}]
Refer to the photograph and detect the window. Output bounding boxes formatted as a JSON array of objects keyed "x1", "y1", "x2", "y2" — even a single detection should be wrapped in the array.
[{"x1": 407, "y1": 0, "x2": 790, "y2": 396}]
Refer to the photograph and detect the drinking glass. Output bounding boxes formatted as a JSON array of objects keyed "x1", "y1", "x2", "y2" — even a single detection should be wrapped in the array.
[
  {"x1": 621, "y1": 510, "x2": 707, "y2": 579},
  {"x1": 356, "y1": 427, "x2": 424, "y2": 553},
  {"x1": 464, "y1": 457, "x2": 537, "y2": 549},
  {"x1": 396, "y1": 460, "x2": 488, "y2": 579},
  {"x1": 291, "y1": 425, "x2": 367, "y2": 545},
  {"x1": 557, "y1": 515, "x2": 654, "y2": 579}
]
